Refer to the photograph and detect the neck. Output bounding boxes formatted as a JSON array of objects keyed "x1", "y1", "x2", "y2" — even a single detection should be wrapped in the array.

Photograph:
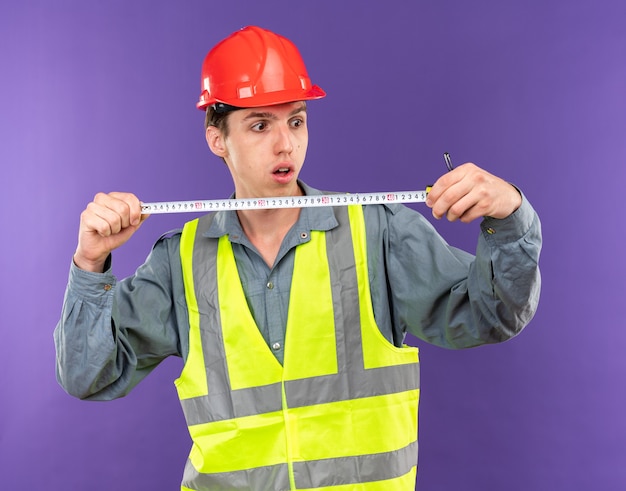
[
  {"x1": 237, "y1": 205, "x2": 301, "y2": 236},
  {"x1": 233, "y1": 183, "x2": 305, "y2": 267},
  {"x1": 234, "y1": 182, "x2": 304, "y2": 238},
  {"x1": 237, "y1": 207, "x2": 301, "y2": 268}
]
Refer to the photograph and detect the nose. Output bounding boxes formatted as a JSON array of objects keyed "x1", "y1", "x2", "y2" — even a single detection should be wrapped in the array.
[{"x1": 274, "y1": 123, "x2": 293, "y2": 155}]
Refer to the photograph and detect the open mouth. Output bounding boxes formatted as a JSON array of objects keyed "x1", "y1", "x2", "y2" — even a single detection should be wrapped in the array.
[{"x1": 274, "y1": 167, "x2": 290, "y2": 175}]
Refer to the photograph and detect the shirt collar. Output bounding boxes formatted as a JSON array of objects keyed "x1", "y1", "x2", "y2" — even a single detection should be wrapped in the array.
[{"x1": 203, "y1": 181, "x2": 339, "y2": 241}]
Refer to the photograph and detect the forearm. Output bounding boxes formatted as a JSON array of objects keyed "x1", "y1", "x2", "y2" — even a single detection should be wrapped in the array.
[
  {"x1": 54, "y1": 263, "x2": 134, "y2": 400},
  {"x1": 433, "y1": 196, "x2": 541, "y2": 347},
  {"x1": 54, "y1": 238, "x2": 183, "y2": 400},
  {"x1": 469, "y1": 196, "x2": 542, "y2": 340},
  {"x1": 379, "y1": 195, "x2": 541, "y2": 349}
]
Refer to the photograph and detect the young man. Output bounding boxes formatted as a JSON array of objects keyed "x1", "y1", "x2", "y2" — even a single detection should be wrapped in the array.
[{"x1": 55, "y1": 26, "x2": 541, "y2": 490}]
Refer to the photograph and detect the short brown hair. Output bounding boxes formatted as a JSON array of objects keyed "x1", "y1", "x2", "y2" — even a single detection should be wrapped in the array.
[{"x1": 204, "y1": 106, "x2": 231, "y2": 136}]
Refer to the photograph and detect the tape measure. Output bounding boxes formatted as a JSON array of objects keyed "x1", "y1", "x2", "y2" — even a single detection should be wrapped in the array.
[
  {"x1": 141, "y1": 154, "x2": 451, "y2": 215},
  {"x1": 141, "y1": 189, "x2": 430, "y2": 214}
]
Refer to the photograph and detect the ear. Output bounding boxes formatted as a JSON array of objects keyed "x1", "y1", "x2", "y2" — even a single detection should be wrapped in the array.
[{"x1": 206, "y1": 126, "x2": 227, "y2": 158}]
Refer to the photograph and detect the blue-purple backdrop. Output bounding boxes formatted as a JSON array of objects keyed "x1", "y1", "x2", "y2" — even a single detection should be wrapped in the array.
[{"x1": 1, "y1": 1, "x2": 625, "y2": 490}]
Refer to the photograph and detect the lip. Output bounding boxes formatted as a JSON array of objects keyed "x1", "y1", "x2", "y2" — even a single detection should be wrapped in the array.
[{"x1": 271, "y1": 163, "x2": 295, "y2": 184}]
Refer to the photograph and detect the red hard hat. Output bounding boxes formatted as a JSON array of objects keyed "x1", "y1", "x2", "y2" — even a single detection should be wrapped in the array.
[{"x1": 196, "y1": 26, "x2": 326, "y2": 110}]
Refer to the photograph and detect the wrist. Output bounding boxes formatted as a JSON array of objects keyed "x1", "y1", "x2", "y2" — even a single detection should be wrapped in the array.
[{"x1": 73, "y1": 252, "x2": 108, "y2": 273}]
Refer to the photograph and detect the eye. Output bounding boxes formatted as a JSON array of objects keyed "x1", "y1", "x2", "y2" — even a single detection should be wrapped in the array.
[
  {"x1": 290, "y1": 117, "x2": 305, "y2": 128},
  {"x1": 251, "y1": 121, "x2": 268, "y2": 132}
]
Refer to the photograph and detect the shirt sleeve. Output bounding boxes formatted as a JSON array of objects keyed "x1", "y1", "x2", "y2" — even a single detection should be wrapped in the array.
[
  {"x1": 54, "y1": 234, "x2": 185, "y2": 400},
  {"x1": 367, "y1": 192, "x2": 542, "y2": 349}
]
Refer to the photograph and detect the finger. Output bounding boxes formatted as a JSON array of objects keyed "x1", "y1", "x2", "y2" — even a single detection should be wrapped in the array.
[
  {"x1": 109, "y1": 192, "x2": 143, "y2": 226},
  {"x1": 92, "y1": 193, "x2": 130, "y2": 231},
  {"x1": 87, "y1": 193, "x2": 135, "y2": 235},
  {"x1": 441, "y1": 189, "x2": 476, "y2": 222},
  {"x1": 93, "y1": 192, "x2": 141, "y2": 230},
  {"x1": 432, "y1": 163, "x2": 496, "y2": 219},
  {"x1": 453, "y1": 200, "x2": 486, "y2": 223},
  {"x1": 80, "y1": 206, "x2": 114, "y2": 237},
  {"x1": 82, "y1": 202, "x2": 125, "y2": 236},
  {"x1": 426, "y1": 172, "x2": 457, "y2": 205},
  {"x1": 430, "y1": 178, "x2": 472, "y2": 220}
]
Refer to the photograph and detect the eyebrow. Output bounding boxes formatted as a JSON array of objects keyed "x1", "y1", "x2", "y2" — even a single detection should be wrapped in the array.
[{"x1": 242, "y1": 103, "x2": 307, "y2": 121}]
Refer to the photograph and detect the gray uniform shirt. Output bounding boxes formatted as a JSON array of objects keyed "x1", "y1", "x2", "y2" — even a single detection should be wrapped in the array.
[{"x1": 54, "y1": 182, "x2": 542, "y2": 400}]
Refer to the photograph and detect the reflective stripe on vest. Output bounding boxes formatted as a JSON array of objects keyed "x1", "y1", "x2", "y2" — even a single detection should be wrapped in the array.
[{"x1": 176, "y1": 205, "x2": 420, "y2": 491}]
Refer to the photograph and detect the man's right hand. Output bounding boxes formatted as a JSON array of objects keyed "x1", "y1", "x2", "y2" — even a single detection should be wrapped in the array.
[{"x1": 73, "y1": 192, "x2": 148, "y2": 272}]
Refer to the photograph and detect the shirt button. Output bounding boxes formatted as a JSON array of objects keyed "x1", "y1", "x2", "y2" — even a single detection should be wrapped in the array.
[
  {"x1": 300, "y1": 232, "x2": 309, "y2": 240},
  {"x1": 272, "y1": 342, "x2": 281, "y2": 351},
  {"x1": 103, "y1": 284, "x2": 112, "y2": 291},
  {"x1": 266, "y1": 281, "x2": 274, "y2": 290}
]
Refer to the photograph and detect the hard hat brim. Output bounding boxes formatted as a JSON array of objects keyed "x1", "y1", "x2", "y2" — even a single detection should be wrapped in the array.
[{"x1": 197, "y1": 85, "x2": 326, "y2": 111}]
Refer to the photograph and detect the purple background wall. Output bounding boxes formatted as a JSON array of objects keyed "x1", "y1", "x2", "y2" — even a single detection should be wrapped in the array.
[{"x1": 1, "y1": 1, "x2": 624, "y2": 489}]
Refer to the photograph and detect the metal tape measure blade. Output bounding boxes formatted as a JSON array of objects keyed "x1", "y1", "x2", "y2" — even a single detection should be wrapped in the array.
[{"x1": 141, "y1": 190, "x2": 429, "y2": 214}]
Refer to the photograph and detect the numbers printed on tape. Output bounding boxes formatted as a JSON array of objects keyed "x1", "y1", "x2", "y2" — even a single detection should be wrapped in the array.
[{"x1": 141, "y1": 190, "x2": 430, "y2": 214}]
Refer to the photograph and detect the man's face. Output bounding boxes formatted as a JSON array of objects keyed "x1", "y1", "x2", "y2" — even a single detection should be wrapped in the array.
[{"x1": 206, "y1": 101, "x2": 309, "y2": 198}]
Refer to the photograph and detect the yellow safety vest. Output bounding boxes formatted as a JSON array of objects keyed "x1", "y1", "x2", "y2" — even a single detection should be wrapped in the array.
[{"x1": 176, "y1": 205, "x2": 419, "y2": 490}]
